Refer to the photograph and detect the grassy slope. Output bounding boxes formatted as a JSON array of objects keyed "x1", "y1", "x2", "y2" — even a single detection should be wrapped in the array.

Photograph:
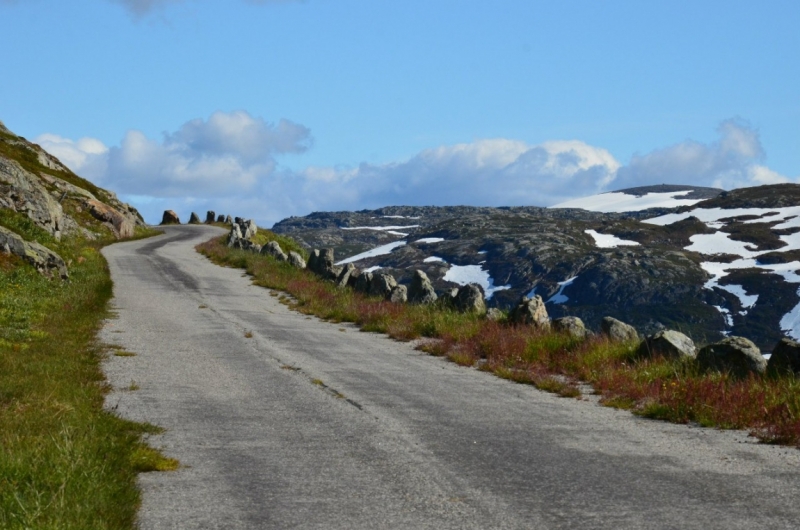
[
  {"x1": 0, "y1": 219, "x2": 175, "y2": 529},
  {"x1": 199, "y1": 233, "x2": 800, "y2": 448}
]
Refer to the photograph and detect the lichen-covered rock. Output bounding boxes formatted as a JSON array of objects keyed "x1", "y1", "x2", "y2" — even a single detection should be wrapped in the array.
[
  {"x1": 486, "y1": 308, "x2": 504, "y2": 321},
  {"x1": 287, "y1": 251, "x2": 306, "y2": 269},
  {"x1": 767, "y1": 338, "x2": 800, "y2": 375},
  {"x1": 369, "y1": 273, "x2": 398, "y2": 298},
  {"x1": 697, "y1": 336, "x2": 766, "y2": 377},
  {"x1": 161, "y1": 210, "x2": 180, "y2": 225},
  {"x1": 0, "y1": 225, "x2": 68, "y2": 279},
  {"x1": 227, "y1": 224, "x2": 243, "y2": 247},
  {"x1": 510, "y1": 295, "x2": 549, "y2": 328},
  {"x1": 261, "y1": 241, "x2": 287, "y2": 261},
  {"x1": 638, "y1": 329, "x2": 696, "y2": 359},
  {"x1": 389, "y1": 284, "x2": 408, "y2": 303},
  {"x1": 454, "y1": 284, "x2": 486, "y2": 314},
  {"x1": 601, "y1": 317, "x2": 639, "y2": 342},
  {"x1": 86, "y1": 199, "x2": 135, "y2": 238},
  {"x1": 237, "y1": 219, "x2": 257, "y2": 239},
  {"x1": 188, "y1": 212, "x2": 202, "y2": 224},
  {"x1": 552, "y1": 316, "x2": 588, "y2": 339},
  {"x1": 408, "y1": 270, "x2": 437, "y2": 304}
]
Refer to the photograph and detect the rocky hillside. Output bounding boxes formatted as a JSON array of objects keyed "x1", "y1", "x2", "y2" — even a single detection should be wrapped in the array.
[
  {"x1": 273, "y1": 184, "x2": 800, "y2": 350},
  {"x1": 0, "y1": 120, "x2": 145, "y2": 277}
]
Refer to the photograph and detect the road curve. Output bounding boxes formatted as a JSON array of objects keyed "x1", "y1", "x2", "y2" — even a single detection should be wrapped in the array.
[{"x1": 101, "y1": 225, "x2": 800, "y2": 529}]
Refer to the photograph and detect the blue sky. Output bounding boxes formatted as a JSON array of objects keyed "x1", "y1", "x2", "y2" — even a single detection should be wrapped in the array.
[{"x1": 1, "y1": 0, "x2": 798, "y2": 225}]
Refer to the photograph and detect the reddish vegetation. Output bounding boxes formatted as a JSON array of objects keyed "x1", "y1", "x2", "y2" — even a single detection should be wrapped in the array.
[{"x1": 199, "y1": 236, "x2": 800, "y2": 448}]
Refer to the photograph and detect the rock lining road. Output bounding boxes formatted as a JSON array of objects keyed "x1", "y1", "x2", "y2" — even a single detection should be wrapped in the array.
[{"x1": 101, "y1": 225, "x2": 800, "y2": 529}]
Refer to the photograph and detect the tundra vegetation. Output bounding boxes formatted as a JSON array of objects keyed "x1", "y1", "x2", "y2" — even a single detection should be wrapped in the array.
[
  {"x1": 199, "y1": 231, "x2": 800, "y2": 448},
  {"x1": 0, "y1": 121, "x2": 173, "y2": 529}
]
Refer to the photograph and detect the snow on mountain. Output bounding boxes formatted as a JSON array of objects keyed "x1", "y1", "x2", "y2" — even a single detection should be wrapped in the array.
[
  {"x1": 552, "y1": 191, "x2": 702, "y2": 212},
  {"x1": 585, "y1": 229, "x2": 640, "y2": 248},
  {"x1": 336, "y1": 240, "x2": 407, "y2": 265},
  {"x1": 442, "y1": 264, "x2": 510, "y2": 300}
]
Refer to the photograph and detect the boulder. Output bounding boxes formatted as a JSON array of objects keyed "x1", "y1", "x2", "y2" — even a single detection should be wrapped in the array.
[
  {"x1": 233, "y1": 239, "x2": 260, "y2": 252},
  {"x1": 225, "y1": 215, "x2": 233, "y2": 224},
  {"x1": 637, "y1": 329, "x2": 696, "y2": 359},
  {"x1": 509, "y1": 295, "x2": 549, "y2": 328},
  {"x1": 216, "y1": 214, "x2": 225, "y2": 223},
  {"x1": 601, "y1": 317, "x2": 639, "y2": 342},
  {"x1": 369, "y1": 273, "x2": 398, "y2": 299},
  {"x1": 486, "y1": 308, "x2": 504, "y2": 321},
  {"x1": 307, "y1": 249, "x2": 320, "y2": 272},
  {"x1": 188, "y1": 212, "x2": 202, "y2": 224},
  {"x1": 0, "y1": 225, "x2": 68, "y2": 279},
  {"x1": 335, "y1": 263, "x2": 357, "y2": 288},
  {"x1": 454, "y1": 284, "x2": 486, "y2": 314},
  {"x1": 408, "y1": 270, "x2": 438, "y2": 304},
  {"x1": 261, "y1": 241, "x2": 287, "y2": 262},
  {"x1": 697, "y1": 336, "x2": 767, "y2": 377},
  {"x1": 552, "y1": 316, "x2": 588, "y2": 339},
  {"x1": 307, "y1": 248, "x2": 339, "y2": 280},
  {"x1": 287, "y1": 251, "x2": 306, "y2": 269},
  {"x1": 227, "y1": 224, "x2": 243, "y2": 247},
  {"x1": 86, "y1": 199, "x2": 135, "y2": 238},
  {"x1": 355, "y1": 271, "x2": 374, "y2": 293},
  {"x1": 440, "y1": 287, "x2": 459, "y2": 307},
  {"x1": 161, "y1": 210, "x2": 180, "y2": 225},
  {"x1": 238, "y1": 219, "x2": 257, "y2": 239},
  {"x1": 389, "y1": 285, "x2": 408, "y2": 303},
  {"x1": 767, "y1": 338, "x2": 800, "y2": 375},
  {"x1": 205, "y1": 211, "x2": 216, "y2": 223}
]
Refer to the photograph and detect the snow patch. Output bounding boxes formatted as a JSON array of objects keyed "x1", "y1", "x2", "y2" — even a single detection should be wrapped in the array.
[
  {"x1": 547, "y1": 276, "x2": 578, "y2": 304},
  {"x1": 415, "y1": 237, "x2": 444, "y2": 244},
  {"x1": 585, "y1": 230, "x2": 640, "y2": 248},
  {"x1": 336, "y1": 241, "x2": 406, "y2": 265},
  {"x1": 341, "y1": 225, "x2": 420, "y2": 232},
  {"x1": 423, "y1": 256, "x2": 446, "y2": 263},
  {"x1": 443, "y1": 264, "x2": 510, "y2": 300},
  {"x1": 363, "y1": 266, "x2": 382, "y2": 273},
  {"x1": 552, "y1": 190, "x2": 704, "y2": 213}
]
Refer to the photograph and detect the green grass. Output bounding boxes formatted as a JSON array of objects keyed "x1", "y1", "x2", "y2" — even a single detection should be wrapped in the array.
[
  {"x1": 0, "y1": 226, "x2": 170, "y2": 529},
  {"x1": 198, "y1": 234, "x2": 800, "y2": 448}
]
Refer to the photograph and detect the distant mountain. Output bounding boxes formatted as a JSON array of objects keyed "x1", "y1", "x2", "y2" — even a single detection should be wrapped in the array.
[{"x1": 273, "y1": 184, "x2": 800, "y2": 350}]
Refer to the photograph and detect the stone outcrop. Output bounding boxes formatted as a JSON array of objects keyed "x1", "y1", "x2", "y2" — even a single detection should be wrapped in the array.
[
  {"x1": 697, "y1": 336, "x2": 767, "y2": 377},
  {"x1": 86, "y1": 199, "x2": 135, "y2": 238},
  {"x1": 161, "y1": 210, "x2": 180, "y2": 225},
  {"x1": 601, "y1": 317, "x2": 639, "y2": 342},
  {"x1": 287, "y1": 251, "x2": 306, "y2": 269},
  {"x1": 552, "y1": 316, "x2": 588, "y2": 339},
  {"x1": 637, "y1": 329, "x2": 696, "y2": 359},
  {"x1": 369, "y1": 273, "x2": 398, "y2": 299},
  {"x1": 189, "y1": 212, "x2": 202, "y2": 224},
  {"x1": 0, "y1": 225, "x2": 68, "y2": 279},
  {"x1": 335, "y1": 263, "x2": 357, "y2": 288},
  {"x1": 206, "y1": 211, "x2": 216, "y2": 223},
  {"x1": 307, "y1": 248, "x2": 340, "y2": 281},
  {"x1": 767, "y1": 338, "x2": 800, "y2": 375},
  {"x1": 509, "y1": 295, "x2": 549, "y2": 328},
  {"x1": 453, "y1": 284, "x2": 486, "y2": 314},
  {"x1": 408, "y1": 270, "x2": 437, "y2": 304}
]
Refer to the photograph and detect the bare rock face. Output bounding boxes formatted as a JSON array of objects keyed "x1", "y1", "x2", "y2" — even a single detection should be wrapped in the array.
[
  {"x1": 767, "y1": 338, "x2": 800, "y2": 375},
  {"x1": 638, "y1": 329, "x2": 696, "y2": 359},
  {"x1": 389, "y1": 284, "x2": 408, "y2": 303},
  {"x1": 0, "y1": 157, "x2": 66, "y2": 239},
  {"x1": 408, "y1": 270, "x2": 437, "y2": 305},
  {"x1": 552, "y1": 316, "x2": 588, "y2": 339},
  {"x1": 0, "y1": 226, "x2": 68, "y2": 279},
  {"x1": 510, "y1": 295, "x2": 549, "y2": 328},
  {"x1": 697, "y1": 336, "x2": 766, "y2": 377},
  {"x1": 454, "y1": 284, "x2": 486, "y2": 314},
  {"x1": 261, "y1": 241, "x2": 287, "y2": 262},
  {"x1": 369, "y1": 273, "x2": 398, "y2": 299},
  {"x1": 206, "y1": 211, "x2": 216, "y2": 223},
  {"x1": 189, "y1": 212, "x2": 202, "y2": 224},
  {"x1": 287, "y1": 251, "x2": 306, "y2": 269},
  {"x1": 161, "y1": 210, "x2": 180, "y2": 225},
  {"x1": 86, "y1": 199, "x2": 135, "y2": 238},
  {"x1": 601, "y1": 317, "x2": 639, "y2": 342}
]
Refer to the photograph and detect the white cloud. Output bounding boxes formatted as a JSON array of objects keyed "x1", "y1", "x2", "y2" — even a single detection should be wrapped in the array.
[{"x1": 37, "y1": 115, "x2": 794, "y2": 227}]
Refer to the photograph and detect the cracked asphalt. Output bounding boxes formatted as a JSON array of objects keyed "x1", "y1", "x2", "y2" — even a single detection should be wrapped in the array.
[{"x1": 101, "y1": 225, "x2": 800, "y2": 529}]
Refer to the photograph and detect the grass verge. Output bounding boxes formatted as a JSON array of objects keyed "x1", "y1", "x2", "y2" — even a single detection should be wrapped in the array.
[
  {"x1": 0, "y1": 226, "x2": 175, "y2": 529},
  {"x1": 198, "y1": 234, "x2": 800, "y2": 448}
]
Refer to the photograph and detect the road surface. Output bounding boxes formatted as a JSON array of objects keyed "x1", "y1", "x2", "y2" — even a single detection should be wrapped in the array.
[{"x1": 101, "y1": 225, "x2": 800, "y2": 529}]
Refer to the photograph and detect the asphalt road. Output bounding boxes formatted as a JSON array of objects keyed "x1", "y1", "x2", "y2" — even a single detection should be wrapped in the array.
[{"x1": 101, "y1": 225, "x2": 800, "y2": 529}]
